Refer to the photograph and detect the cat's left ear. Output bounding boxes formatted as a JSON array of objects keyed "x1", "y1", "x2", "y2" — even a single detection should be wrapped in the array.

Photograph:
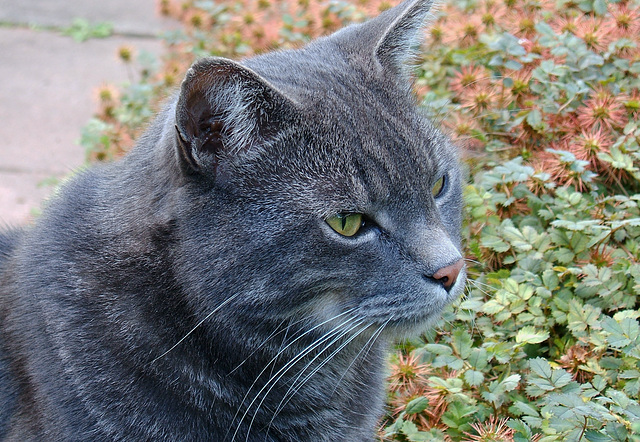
[
  {"x1": 174, "y1": 57, "x2": 295, "y2": 176},
  {"x1": 340, "y1": 0, "x2": 435, "y2": 78},
  {"x1": 376, "y1": 0, "x2": 435, "y2": 76}
]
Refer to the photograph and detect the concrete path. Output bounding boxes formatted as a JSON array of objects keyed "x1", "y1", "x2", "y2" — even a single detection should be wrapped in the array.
[{"x1": 0, "y1": 0, "x2": 178, "y2": 227}]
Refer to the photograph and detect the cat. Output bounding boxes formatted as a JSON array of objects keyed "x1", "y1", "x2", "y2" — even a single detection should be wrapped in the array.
[{"x1": 0, "y1": 0, "x2": 466, "y2": 440}]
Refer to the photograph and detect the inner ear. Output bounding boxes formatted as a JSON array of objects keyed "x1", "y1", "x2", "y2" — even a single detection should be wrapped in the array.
[{"x1": 199, "y1": 117, "x2": 225, "y2": 156}]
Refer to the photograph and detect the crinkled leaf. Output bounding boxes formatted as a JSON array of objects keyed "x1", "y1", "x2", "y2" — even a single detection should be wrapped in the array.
[
  {"x1": 516, "y1": 326, "x2": 550, "y2": 344},
  {"x1": 464, "y1": 370, "x2": 484, "y2": 387},
  {"x1": 405, "y1": 396, "x2": 429, "y2": 415}
]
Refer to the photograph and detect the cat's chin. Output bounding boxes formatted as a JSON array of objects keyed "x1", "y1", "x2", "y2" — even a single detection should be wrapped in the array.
[{"x1": 377, "y1": 311, "x2": 445, "y2": 339}]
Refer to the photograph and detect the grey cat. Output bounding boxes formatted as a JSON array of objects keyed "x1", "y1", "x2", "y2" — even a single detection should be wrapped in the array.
[{"x1": 0, "y1": 0, "x2": 465, "y2": 440}]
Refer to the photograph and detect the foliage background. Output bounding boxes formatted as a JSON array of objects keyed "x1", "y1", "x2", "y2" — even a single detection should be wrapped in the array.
[{"x1": 83, "y1": 0, "x2": 640, "y2": 440}]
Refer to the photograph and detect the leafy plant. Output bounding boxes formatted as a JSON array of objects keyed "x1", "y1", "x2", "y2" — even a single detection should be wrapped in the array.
[
  {"x1": 382, "y1": 0, "x2": 640, "y2": 438},
  {"x1": 62, "y1": 18, "x2": 113, "y2": 42}
]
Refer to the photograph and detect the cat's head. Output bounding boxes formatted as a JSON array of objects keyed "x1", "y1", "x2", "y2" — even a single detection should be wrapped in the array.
[{"x1": 172, "y1": 0, "x2": 465, "y2": 336}]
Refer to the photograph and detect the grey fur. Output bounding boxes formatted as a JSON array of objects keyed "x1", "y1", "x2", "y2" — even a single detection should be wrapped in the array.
[{"x1": 0, "y1": 0, "x2": 465, "y2": 440}]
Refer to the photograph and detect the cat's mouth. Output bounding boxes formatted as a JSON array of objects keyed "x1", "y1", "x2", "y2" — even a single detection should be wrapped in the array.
[{"x1": 352, "y1": 269, "x2": 467, "y2": 334}]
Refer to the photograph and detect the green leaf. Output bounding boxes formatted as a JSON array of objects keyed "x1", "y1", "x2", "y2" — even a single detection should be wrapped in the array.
[
  {"x1": 482, "y1": 299, "x2": 505, "y2": 315},
  {"x1": 407, "y1": 432, "x2": 432, "y2": 442},
  {"x1": 400, "y1": 420, "x2": 435, "y2": 441},
  {"x1": 554, "y1": 247, "x2": 576, "y2": 264},
  {"x1": 433, "y1": 354, "x2": 464, "y2": 370},
  {"x1": 405, "y1": 396, "x2": 429, "y2": 415},
  {"x1": 535, "y1": 21, "x2": 556, "y2": 38},
  {"x1": 423, "y1": 344, "x2": 453, "y2": 355},
  {"x1": 567, "y1": 300, "x2": 602, "y2": 337},
  {"x1": 468, "y1": 348, "x2": 489, "y2": 370},
  {"x1": 585, "y1": 430, "x2": 610, "y2": 442},
  {"x1": 441, "y1": 400, "x2": 477, "y2": 429},
  {"x1": 516, "y1": 326, "x2": 550, "y2": 344},
  {"x1": 526, "y1": 109, "x2": 544, "y2": 131},
  {"x1": 513, "y1": 401, "x2": 540, "y2": 417},
  {"x1": 481, "y1": 234, "x2": 510, "y2": 253},
  {"x1": 526, "y1": 358, "x2": 573, "y2": 397},
  {"x1": 593, "y1": 0, "x2": 607, "y2": 15},
  {"x1": 503, "y1": 278, "x2": 519, "y2": 294},
  {"x1": 529, "y1": 358, "x2": 551, "y2": 378},
  {"x1": 452, "y1": 328, "x2": 473, "y2": 359},
  {"x1": 604, "y1": 422, "x2": 629, "y2": 441},
  {"x1": 502, "y1": 374, "x2": 522, "y2": 391},
  {"x1": 504, "y1": 59, "x2": 523, "y2": 70},
  {"x1": 464, "y1": 370, "x2": 484, "y2": 387},
  {"x1": 602, "y1": 317, "x2": 636, "y2": 349}
]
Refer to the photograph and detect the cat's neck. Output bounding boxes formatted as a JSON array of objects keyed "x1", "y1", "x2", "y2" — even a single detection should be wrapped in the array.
[{"x1": 151, "y1": 319, "x2": 390, "y2": 440}]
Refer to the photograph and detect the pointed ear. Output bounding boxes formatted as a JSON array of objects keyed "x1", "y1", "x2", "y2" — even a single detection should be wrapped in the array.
[
  {"x1": 174, "y1": 57, "x2": 294, "y2": 176},
  {"x1": 374, "y1": 0, "x2": 434, "y2": 75},
  {"x1": 334, "y1": 0, "x2": 435, "y2": 78}
]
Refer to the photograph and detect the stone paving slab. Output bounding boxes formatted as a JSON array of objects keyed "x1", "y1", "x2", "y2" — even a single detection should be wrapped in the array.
[
  {"x1": 0, "y1": 0, "x2": 177, "y2": 36},
  {"x1": 0, "y1": 0, "x2": 177, "y2": 227}
]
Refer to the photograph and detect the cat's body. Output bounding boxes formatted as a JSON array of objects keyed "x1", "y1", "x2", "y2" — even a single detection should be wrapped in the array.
[{"x1": 0, "y1": 0, "x2": 465, "y2": 440}]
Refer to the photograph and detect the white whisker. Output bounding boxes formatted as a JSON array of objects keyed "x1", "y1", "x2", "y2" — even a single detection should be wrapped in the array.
[
  {"x1": 239, "y1": 317, "x2": 363, "y2": 442},
  {"x1": 268, "y1": 319, "x2": 371, "y2": 427},
  {"x1": 227, "y1": 315, "x2": 310, "y2": 376},
  {"x1": 227, "y1": 308, "x2": 357, "y2": 442},
  {"x1": 329, "y1": 317, "x2": 391, "y2": 402},
  {"x1": 150, "y1": 291, "x2": 242, "y2": 365}
]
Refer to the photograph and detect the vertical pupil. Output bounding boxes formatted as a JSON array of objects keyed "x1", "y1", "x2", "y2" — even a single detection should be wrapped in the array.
[
  {"x1": 433, "y1": 176, "x2": 445, "y2": 197},
  {"x1": 341, "y1": 215, "x2": 347, "y2": 230}
]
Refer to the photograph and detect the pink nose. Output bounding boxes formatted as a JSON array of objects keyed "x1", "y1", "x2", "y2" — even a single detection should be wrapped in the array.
[{"x1": 432, "y1": 259, "x2": 464, "y2": 291}]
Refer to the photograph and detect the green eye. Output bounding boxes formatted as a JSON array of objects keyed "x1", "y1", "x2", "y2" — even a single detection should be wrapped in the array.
[
  {"x1": 432, "y1": 175, "x2": 446, "y2": 198},
  {"x1": 326, "y1": 213, "x2": 363, "y2": 237}
]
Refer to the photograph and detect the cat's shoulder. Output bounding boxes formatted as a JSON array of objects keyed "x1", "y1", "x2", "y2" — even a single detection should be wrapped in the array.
[
  {"x1": 0, "y1": 228, "x2": 21, "y2": 436},
  {"x1": 0, "y1": 228, "x2": 21, "y2": 266}
]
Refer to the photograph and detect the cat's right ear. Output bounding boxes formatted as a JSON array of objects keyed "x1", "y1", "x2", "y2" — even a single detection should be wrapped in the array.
[{"x1": 174, "y1": 57, "x2": 294, "y2": 177}]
